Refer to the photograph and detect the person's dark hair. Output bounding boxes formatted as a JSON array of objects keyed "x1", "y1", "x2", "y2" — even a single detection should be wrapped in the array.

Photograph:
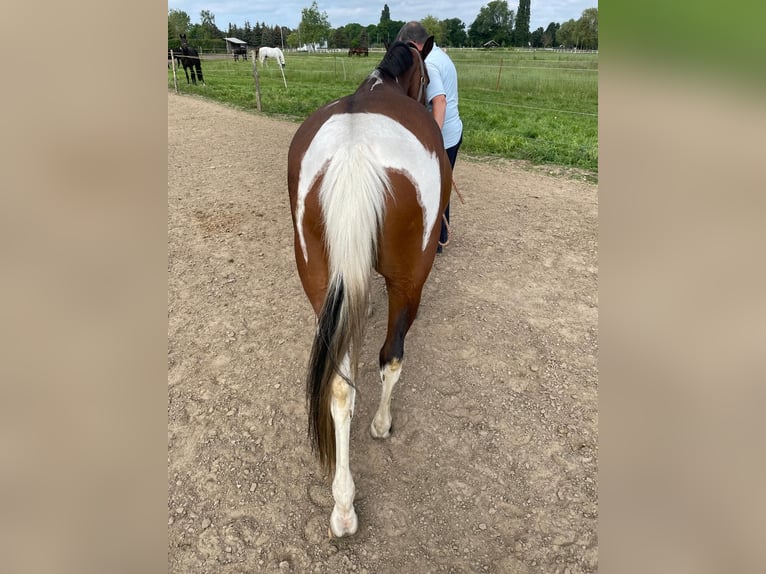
[{"x1": 396, "y1": 21, "x2": 429, "y2": 44}]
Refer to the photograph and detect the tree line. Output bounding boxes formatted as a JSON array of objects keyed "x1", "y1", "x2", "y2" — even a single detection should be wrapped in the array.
[{"x1": 168, "y1": 2, "x2": 597, "y2": 52}]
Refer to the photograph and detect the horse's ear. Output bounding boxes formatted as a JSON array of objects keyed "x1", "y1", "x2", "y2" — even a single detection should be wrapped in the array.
[
  {"x1": 384, "y1": 40, "x2": 390, "y2": 51},
  {"x1": 421, "y1": 36, "x2": 434, "y2": 60}
]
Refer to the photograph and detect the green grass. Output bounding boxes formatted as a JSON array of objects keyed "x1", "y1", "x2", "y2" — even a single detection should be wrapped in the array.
[{"x1": 170, "y1": 49, "x2": 598, "y2": 174}]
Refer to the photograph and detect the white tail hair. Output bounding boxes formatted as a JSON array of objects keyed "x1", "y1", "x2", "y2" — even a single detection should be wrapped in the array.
[
  {"x1": 320, "y1": 145, "x2": 389, "y2": 296},
  {"x1": 304, "y1": 145, "x2": 390, "y2": 471}
]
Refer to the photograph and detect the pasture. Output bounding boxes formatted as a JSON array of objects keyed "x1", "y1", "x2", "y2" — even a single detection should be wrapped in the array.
[
  {"x1": 168, "y1": 48, "x2": 598, "y2": 174},
  {"x1": 168, "y1": 93, "x2": 598, "y2": 572}
]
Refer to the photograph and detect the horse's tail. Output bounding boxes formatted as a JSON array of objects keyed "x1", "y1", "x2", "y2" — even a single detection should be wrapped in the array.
[{"x1": 306, "y1": 146, "x2": 389, "y2": 473}]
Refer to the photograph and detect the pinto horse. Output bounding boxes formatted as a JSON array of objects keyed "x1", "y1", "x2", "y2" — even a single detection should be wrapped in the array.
[
  {"x1": 178, "y1": 34, "x2": 205, "y2": 85},
  {"x1": 287, "y1": 37, "x2": 451, "y2": 538}
]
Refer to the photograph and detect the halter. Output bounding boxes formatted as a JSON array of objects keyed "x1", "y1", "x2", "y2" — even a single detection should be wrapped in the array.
[{"x1": 406, "y1": 43, "x2": 427, "y2": 105}]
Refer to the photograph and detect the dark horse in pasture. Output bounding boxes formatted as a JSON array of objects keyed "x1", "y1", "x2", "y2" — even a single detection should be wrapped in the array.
[
  {"x1": 287, "y1": 38, "x2": 451, "y2": 537},
  {"x1": 178, "y1": 34, "x2": 205, "y2": 85},
  {"x1": 348, "y1": 46, "x2": 369, "y2": 57},
  {"x1": 232, "y1": 46, "x2": 247, "y2": 62}
]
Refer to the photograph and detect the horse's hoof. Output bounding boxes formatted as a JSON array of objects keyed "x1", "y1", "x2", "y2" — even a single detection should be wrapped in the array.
[
  {"x1": 330, "y1": 506, "x2": 358, "y2": 538},
  {"x1": 370, "y1": 419, "x2": 391, "y2": 439}
]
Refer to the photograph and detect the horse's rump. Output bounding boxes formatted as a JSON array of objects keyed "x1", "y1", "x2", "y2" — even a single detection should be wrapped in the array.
[{"x1": 293, "y1": 109, "x2": 446, "y2": 264}]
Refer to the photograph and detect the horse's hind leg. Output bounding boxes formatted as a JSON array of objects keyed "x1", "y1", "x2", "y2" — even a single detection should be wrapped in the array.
[
  {"x1": 371, "y1": 284, "x2": 421, "y2": 438},
  {"x1": 329, "y1": 353, "x2": 358, "y2": 537},
  {"x1": 196, "y1": 64, "x2": 205, "y2": 85},
  {"x1": 371, "y1": 174, "x2": 433, "y2": 439}
]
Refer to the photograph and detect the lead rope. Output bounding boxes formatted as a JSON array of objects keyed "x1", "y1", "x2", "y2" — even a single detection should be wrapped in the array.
[
  {"x1": 438, "y1": 214, "x2": 452, "y2": 247},
  {"x1": 438, "y1": 178, "x2": 466, "y2": 247}
]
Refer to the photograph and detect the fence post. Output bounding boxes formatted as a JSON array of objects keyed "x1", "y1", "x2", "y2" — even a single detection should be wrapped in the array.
[
  {"x1": 171, "y1": 49, "x2": 179, "y2": 94},
  {"x1": 278, "y1": 57, "x2": 287, "y2": 88},
  {"x1": 495, "y1": 58, "x2": 503, "y2": 91},
  {"x1": 252, "y1": 51, "x2": 262, "y2": 112}
]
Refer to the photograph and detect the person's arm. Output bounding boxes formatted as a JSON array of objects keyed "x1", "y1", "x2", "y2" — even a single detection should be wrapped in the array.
[{"x1": 430, "y1": 94, "x2": 447, "y2": 130}]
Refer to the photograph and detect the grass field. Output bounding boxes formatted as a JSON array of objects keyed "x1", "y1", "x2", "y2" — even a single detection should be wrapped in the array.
[{"x1": 169, "y1": 49, "x2": 598, "y2": 175}]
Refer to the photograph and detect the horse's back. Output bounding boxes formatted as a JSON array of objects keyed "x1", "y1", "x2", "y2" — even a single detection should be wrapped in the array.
[{"x1": 290, "y1": 86, "x2": 444, "y2": 162}]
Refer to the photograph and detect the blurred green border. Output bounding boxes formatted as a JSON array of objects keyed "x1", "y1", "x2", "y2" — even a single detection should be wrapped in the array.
[{"x1": 602, "y1": 1, "x2": 765, "y2": 91}]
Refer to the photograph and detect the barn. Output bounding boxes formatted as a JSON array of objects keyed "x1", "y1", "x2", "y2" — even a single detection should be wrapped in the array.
[{"x1": 223, "y1": 37, "x2": 248, "y2": 54}]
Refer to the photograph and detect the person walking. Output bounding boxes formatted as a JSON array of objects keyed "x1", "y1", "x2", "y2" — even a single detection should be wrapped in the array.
[{"x1": 396, "y1": 21, "x2": 463, "y2": 253}]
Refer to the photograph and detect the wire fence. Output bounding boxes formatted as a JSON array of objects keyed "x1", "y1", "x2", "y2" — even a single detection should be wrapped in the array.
[{"x1": 168, "y1": 49, "x2": 598, "y2": 172}]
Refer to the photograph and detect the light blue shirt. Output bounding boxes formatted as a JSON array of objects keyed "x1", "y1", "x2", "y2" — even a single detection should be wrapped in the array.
[{"x1": 424, "y1": 44, "x2": 463, "y2": 149}]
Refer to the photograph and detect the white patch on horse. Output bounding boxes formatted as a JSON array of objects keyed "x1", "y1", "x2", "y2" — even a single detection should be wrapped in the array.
[
  {"x1": 368, "y1": 70, "x2": 384, "y2": 91},
  {"x1": 296, "y1": 113, "x2": 441, "y2": 262},
  {"x1": 330, "y1": 352, "x2": 357, "y2": 536}
]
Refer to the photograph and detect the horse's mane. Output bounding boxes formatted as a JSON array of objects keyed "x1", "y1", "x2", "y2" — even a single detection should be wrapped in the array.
[{"x1": 376, "y1": 41, "x2": 415, "y2": 79}]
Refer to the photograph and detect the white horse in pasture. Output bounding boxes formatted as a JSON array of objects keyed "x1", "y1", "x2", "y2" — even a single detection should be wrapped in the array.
[{"x1": 258, "y1": 46, "x2": 285, "y2": 68}]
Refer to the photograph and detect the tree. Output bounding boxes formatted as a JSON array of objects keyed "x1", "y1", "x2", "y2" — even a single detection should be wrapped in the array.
[
  {"x1": 556, "y1": 19, "x2": 577, "y2": 48},
  {"x1": 554, "y1": 8, "x2": 598, "y2": 49},
  {"x1": 331, "y1": 27, "x2": 348, "y2": 49},
  {"x1": 530, "y1": 27, "x2": 544, "y2": 48},
  {"x1": 253, "y1": 22, "x2": 264, "y2": 46},
  {"x1": 243, "y1": 21, "x2": 253, "y2": 45},
  {"x1": 168, "y1": 9, "x2": 190, "y2": 44},
  {"x1": 298, "y1": 1, "x2": 331, "y2": 47},
  {"x1": 261, "y1": 26, "x2": 275, "y2": 47},
  {"x1": 199, "y1": 10, "x2": 223, "y2": 39},
  {"x1": 513, "y1": 0, "x2": 531, "y2": 46},
  {"x1": 468, "y1": 1, "x2": 514, "y2": 47},
  {"x1": 542, "y1": 22, "x2": 559, "y2": 48},
  {"x1": 443, "y1": 18, "x2": 468, "y2": 47},
  {"x1": 377, "y1": 4, "x2": 401, "y2": 44},
  {"x1": 366, "y1": 24, "x2": 378, "y2": 47},
  {"x1": 338, "y1": 23, "x2": 364, "y2": 47},
  {"x1": 421, "y1": 15, "x2": 446, "y2": 45},
  {"x1": 577, "y1": 7, "x2": 598, "y2": 49}
]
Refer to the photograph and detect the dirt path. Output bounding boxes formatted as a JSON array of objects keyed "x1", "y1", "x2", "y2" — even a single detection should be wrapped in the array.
[{"x1": 168, "y1": 92, "x2": 598, "y2": 573}]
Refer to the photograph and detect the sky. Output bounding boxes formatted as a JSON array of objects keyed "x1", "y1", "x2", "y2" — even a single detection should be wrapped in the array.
[{"x1": 167, "y1": 1, "x2": 595, "y2": 35}]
